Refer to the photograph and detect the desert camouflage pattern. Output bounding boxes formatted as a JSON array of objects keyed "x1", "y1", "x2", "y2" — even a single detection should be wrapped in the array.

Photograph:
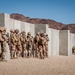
[{"x1": 0, "y1": 27, "x2": 50, "y2": 61}]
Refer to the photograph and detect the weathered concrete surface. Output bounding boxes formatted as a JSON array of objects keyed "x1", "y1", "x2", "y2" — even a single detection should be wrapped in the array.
[
  {"x1": 4, "y1": 13, "x2": 10, "y2": 32},
  {"x1": 14, "y1": 20, "x2": 21, "y2": 32},
  {"x1": 51, "y1": 29, "x2": 59, "y2": 55},
  {"x1": 25, "y1": 22, "x2": 31, "y2": 35},
  {"x1": 70, "y1": 33, "x2": 75, "y2": 55},
  {"x1": 59, "y1": 30, "x2": 71, "y2": 56},
  {"x1": 30, "y1": 24, "x2": 35, "y2": 37},
  {"x1": 10, "y1": 19, "x2": 15, "y2": 30},
  {"x1": 47, "y1": 28, "x2": 51, "y2": 56},
  {"x1": 35, "y1": 24, "x2": 46, "y2": 35},
  {"x1": 21, "y1": 21, "x2": 25, "y2": 31},
  {"x1": 0, "y1": 13, "x2": 75, "y2": 56},
  {"x1": 0, "y1": 13, "x2": 5, "y2": 26}
]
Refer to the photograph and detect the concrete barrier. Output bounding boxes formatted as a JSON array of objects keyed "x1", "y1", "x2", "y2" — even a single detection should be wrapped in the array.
[
  {"x1": 59, "y1": 30, "x2": 71, "y2": 56},
  {"x1": 70, "y1": 33, "x2": 75, "y2": 55},
  {"x1": 21, "y1": 21, "x2": 25, "y2": 31},
  {"x1": 14, "y1": 20, "x2": 21, "y2": 32},
  {"x1": 0, "y1": 13, "x2": 75, "y2": 56},
  {"x1": 0, "y1": 13, "x2": 5, "y2": 26},
  {"x1": 51, "y1": 29, "x2": 59, "y2": 55},
  {"x1": 10, "y1": 19, "x2": 15, "y2": 30}
]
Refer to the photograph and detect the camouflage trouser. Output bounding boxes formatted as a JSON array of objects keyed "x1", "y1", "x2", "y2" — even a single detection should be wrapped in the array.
[
  {"x1": 10, "y1": 43, "x2": 15, "y2": 58},
  {"x1": 44, "y1": 45, "x2": 48, "y2": 57},
  {"x1": 22, "y1": 44, "x2": 27, "y2": 57},
  {"x1": 1, "y1": 41, "x2": 7, "y2": 60},
  {"x1": 39, "y1": 45, "x2": 44, "y2": 59},
  {"x1": 0, "y1": 42, "x2": 2, "y2": 58},
  {"x1": 35, "y1": 43, "x2": 39, "y2": 57},
  {"x1": 27, "y1": 44, "x2": 32, "y2": 57},
  {"x1": 16, "y1": 45, "x2": 22, "y2": 58}
]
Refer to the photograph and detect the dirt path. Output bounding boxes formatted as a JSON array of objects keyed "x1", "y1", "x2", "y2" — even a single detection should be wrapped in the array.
[{"x1": 0, "y1": 55, "x2": 75, "y2": 75}]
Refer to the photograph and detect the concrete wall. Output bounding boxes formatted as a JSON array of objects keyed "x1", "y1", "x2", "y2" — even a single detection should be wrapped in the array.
[
  {"x1": 35, "y1": 24, "x2": 46, "y2": 35},
  {"x1": 10, "y1": 19, "x2": 15, "y2": 30},
  {"x1": 21, "y1": 21, "x2": 25, "y2": 31},
  {"x1": 0, "y1": 13, "x2": 75, "y2": 56},
  {"x1": 46, "y1": 24, "x2": 59, "y2": 56},
  {"x1": 59, "y1": 30, "x2": 71, "y2": 56},
  {"x1": 0, "y1": 13, "x2": 5, "y2": 26},
  {"x1": 47, "y1": 28, "x2": 51, "y2": 56},
  {"x1": 70, "y1": 33, "x2": 75, "y2": 55},
  {"x1": 4, "y1": 14, "x2": 10, "y2": 32},
  {"x1": 51, "y1": 29, "x2": 59, "y2": 55},
  {"x1": 14, "y1": 20, "x2": 21, "y2": 32},
  {"x1": 30, "y1": 23, "x2": 35, "y2": 37}
]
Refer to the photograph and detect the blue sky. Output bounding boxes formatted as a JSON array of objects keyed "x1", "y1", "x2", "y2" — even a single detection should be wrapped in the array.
[{"x1": 0, "y1": 0, "x2": 75, "y2": 24}]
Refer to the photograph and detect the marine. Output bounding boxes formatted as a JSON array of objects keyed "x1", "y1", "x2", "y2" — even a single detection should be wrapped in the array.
[
  {"x1": 10, "y1": 29, "x2": 16, "y2": 59},
  {"x1": 15, "y1": 29, "x2": 22, "y2": 58},
  {"x1": 38, "y1": 33, "x2": 46, "y2": 59},
  {"x1": 1, "y1": 27, "x2": 8, "y2": 61},
  {"x1": 27, "y1": 32, "x2": 33, "y2": 57},
  {"x1": 0, "y1": 27, "x2": 4, "y2": 59},
  {"x1": 20, "y1": 31, "x2": 27, "y2": 57},
  {"x1": 34, "y1": 32, "x2": 40, "y2": 58}
]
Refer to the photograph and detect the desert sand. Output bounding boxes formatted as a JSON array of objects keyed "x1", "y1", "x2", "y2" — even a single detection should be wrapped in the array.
[{"x1": 0, "y1": 55, "x2": 75, "y2": 75}]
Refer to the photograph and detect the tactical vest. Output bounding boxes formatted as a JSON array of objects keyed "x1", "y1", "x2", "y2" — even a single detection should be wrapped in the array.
[
  {"x1": 10, "y1": 34, "x2": 16, "y2": 45},
  {"x1": 21, "y1": 35, "x2": 27, "y2": 45},
  {"x1": 15, "y1": 34, "x2": 21, "y2": 45}
]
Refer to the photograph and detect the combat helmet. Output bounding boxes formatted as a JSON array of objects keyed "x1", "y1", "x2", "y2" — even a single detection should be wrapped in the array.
[
  {"x1": 41, "y1": 33, "x2": 46, "y2": 37},
  {"x1": 36, "y1": 31, "x2": 40, "y2": 35},
  {"x1": 21, "y1": 31, "x2": 26, "y2": 35},
  {"x1": 27, "y1": 32, "x2": 31, "y2": 35},
  {"x1": 0, "y1": 27, "x2": 3, "y2": 32},
  {"x1": 15, "y1": 29, "x2": 19, "y2": 34},
  {"x1": 2, "y1": 26, "x2": 6, "y2": 32},
  {"x1": 10, "y1": 29, "x2": 14, "y2": 33}
]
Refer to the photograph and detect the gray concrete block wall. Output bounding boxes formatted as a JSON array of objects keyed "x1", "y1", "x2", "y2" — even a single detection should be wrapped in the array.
[
  {"x1": 21, "y1": 21, "x2": 25, "y2": 31},
  {"x1": 47, "y1": 28, "x2": 51, "y2": 56},
  {"x1": 25, "y1": 22, "x2": 31, "y2": 35},
  {"x1": 46, "y1": 25, "x2": 51, "y2": 56},
  {"x1": 14, "y1": 20, "x2": 21, "y2": 32},
  {"x1": 10, "y1": 19, "x2": 15, "y2": 30},
  {"x1": 59, "y1": 30, "x2": 69, "y2": 56},
  {"x1": 0, "y1": 13, "x2": 5, "y2": 26},
  {"x1": 51, "y1": 29, "x2": 59, "y2": 55},
  {"x1": 68, "y1": 31, "x2": 71, "y2": 56},
  {"x1": 70, "y1": 33, "x2": 75, "y2": 55},
  {"x1": 4, "y1": 13, "x2": 10, "y2": 32},
  {"x1": 0, "y1": 13, "x2": 75, "y2": 56},
  {"x1": 35, "y1": 24, "x2": 46, "y2": 35},
  {"x1": 30, "y1": 24, "x2": 35, "y2": 37}
]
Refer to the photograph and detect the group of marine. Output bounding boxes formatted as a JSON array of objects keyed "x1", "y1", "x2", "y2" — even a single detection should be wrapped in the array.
[{"x1": 0, "y1": 27, "x2": 49, "y2": 62}]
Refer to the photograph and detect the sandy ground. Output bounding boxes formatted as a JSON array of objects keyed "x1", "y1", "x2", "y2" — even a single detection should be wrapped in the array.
[{"x1": 0, "y1": 55, "x2": 75, "y2": 75}]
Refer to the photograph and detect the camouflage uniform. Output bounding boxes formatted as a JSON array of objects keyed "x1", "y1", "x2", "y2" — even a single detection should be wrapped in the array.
[
  {"x1": 20, "y1": 31, "x2": 27, "y2": 57},
  {"x1": 38, "y1": 33, "x2": 46, "y2": 59},
  {"x1": 0, "y1": 27, "x2": 4, "y2": 59},
  {"x1": 27, "y1": 32, "x2": 33, "y2": 57},
  {"x1": 1, "y1": 27, "x2": 7, "y2": 61},
  {"x1": 34, "y1": 32, "x2": 40, "y2": 57},
  {"x1": 44, "y1": 34, "x2": 49, "y2": 57},
  {"x1": 10, "y1": 29, "x2": 16, "y2": 59},
  {"x1": 15, "y1": 29, "x2": 22, "y2": 58}
]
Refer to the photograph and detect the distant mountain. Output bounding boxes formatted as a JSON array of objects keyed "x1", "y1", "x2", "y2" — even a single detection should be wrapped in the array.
[
  {"x1": 10, "y1": 13, "x2": 75, "y2": 33},
  {"x1": 61, "y1": 24, "x2": 75, "y2": 33}
]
